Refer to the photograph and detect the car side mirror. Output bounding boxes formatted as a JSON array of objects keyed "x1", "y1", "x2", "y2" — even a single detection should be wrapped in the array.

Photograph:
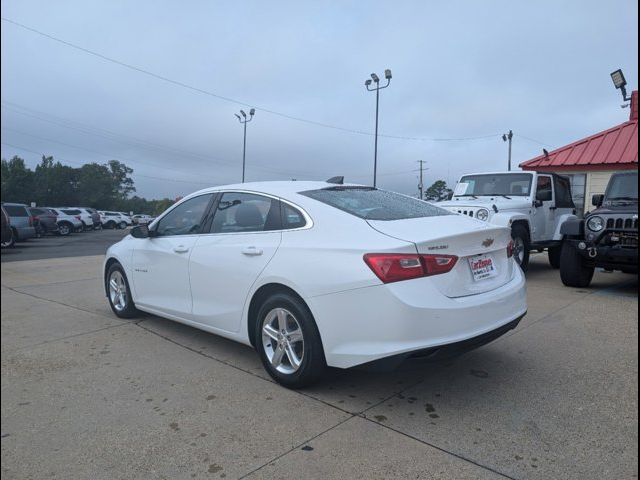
[
  {"x1": 130, "y1": 224, "x2": 150, "y2": 238},
  {"x1": 591, "y1": 194, "x2": 604, "y2": 207}
]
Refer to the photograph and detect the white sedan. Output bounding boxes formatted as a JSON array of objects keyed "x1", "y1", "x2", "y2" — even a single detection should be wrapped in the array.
[{"x1": 104, "y1": 180, "x2": 527, "y2": 388}]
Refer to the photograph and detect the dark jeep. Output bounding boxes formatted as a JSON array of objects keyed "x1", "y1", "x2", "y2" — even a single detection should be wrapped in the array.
[{"x1": 559, "y1": 171, "x2": 638, "y2": 287}]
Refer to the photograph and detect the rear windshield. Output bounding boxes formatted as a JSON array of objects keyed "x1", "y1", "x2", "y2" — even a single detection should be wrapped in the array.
[
  {"x1": 300, "y1": 187, "x2": 453, "y2": 221},
  {"x1": 4, "y1": 205, "x2": 28, "y2": 216}
]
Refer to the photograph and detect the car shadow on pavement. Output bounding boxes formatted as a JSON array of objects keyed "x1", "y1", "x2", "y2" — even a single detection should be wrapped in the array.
[{"x1": 134, "y1": 312, "x2": 531, "y2": 415}]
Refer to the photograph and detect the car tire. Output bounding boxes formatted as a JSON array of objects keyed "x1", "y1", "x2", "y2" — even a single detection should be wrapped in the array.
[
  {"x1": 1, "y1": 229, "x2": 15, "y2": 248},
  {"x1": 57, "y1": 222, "x2": 72, "y2": 236},
  {"x1": 511, "y1": 224, "x2": 530, "y2": 272},
  {"x1": 255, "y1": 292, "x2": 326, "y2": 389},
  {"x1": 119, "y1": 221, "x2": 127, "y2": 230},
  {"x1": 105, "y1": 263, "x2": 139, "y2": 319},
  {"x1": 548, "y1": 244, "x2": 562, "y2": 269},
  {"x1": 560, "y1": 242, "x2": 595, "y2": 288}
]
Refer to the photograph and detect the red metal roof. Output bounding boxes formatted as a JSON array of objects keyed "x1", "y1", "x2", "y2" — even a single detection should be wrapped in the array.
[{"x1": 520, "y1": 90, "x2": 638, "y2": 172}]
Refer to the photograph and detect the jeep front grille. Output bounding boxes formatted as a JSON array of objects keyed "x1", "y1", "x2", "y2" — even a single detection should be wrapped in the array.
[
  {"x1": 606, "y1": 217, "x2": 638, "y2": 230},
  {"x1": 454, "y1": 209, "x2": 475, "y2": 217}
]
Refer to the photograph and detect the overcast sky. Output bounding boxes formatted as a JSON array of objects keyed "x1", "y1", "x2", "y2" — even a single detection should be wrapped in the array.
[{"x1": 1, "y1": 0, "x2": 638, "y2": 199}]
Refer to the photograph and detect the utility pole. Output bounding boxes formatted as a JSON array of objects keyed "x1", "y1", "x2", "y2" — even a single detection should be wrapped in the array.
[
  {"x1": 364, "y1": 69, "x2": 392, "y2": 188},
  {"x1": 502, "y1": 130, "x2": 513, "y2": 171},
  {"x1": 417, "y1": 160, "x2": 426, "y2": 199},
  {"x1": 235, "y1": 108, "x2": 255, "y2": 183}
]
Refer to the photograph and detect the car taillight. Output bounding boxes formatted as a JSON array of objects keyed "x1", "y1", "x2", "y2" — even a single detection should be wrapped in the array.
[
  {"x1": 363, "y1": 253, "x2": 458, "y2": 284},
  {"x1": 506, "y1": 240, "x2": 514, "y2": 258},
  {"x1": 28, "y1": 216, "x2": 35, "y2": 226}
]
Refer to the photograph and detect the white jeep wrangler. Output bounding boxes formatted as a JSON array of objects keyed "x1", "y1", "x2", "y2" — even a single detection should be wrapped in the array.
[{"x1": 437, "y1": 171, "x2": 578, "y2": 271}]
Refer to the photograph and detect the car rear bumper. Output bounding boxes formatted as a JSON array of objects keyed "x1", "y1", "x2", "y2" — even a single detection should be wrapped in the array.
[
  {"x1": 358, "y1": 314, "x2": 525, "y2": 371},
  {"x1": 14, "y1": 226, "x2": 37, "y2": 240},
  {"x1": 307, "y1": 265, "x2": 527, "y2": 369}
]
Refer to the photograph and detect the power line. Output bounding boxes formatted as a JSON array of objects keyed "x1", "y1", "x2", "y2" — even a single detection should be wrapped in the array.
[
  {"x1": 1, "y1": 101, "x2": 418, "y2": 180},
  {"x1": 0, "y1": 141, "x2": 214, "y2": 186},
  {"x1": 516, "y1": 133, "x2": 552, "y2": 148},
  {"x1": 1, "y1": 126, "x2": 221, "y2": 182},
  {"x1": 1, "y1": 17, "x2": 502, "y2": 143},
  {"x1": 1, "y1": 101, "x2": 315, "y2": 176}
]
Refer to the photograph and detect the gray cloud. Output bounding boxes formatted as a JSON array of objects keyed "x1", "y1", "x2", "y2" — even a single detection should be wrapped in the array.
[{"x1": 1, "y1": 0, "x2": 637, "y2": 199}]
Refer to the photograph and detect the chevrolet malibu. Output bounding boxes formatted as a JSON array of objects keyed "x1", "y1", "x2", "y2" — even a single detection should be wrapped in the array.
[{"x1": 104, "y1": 180, "x2": 527, "y2": 388}]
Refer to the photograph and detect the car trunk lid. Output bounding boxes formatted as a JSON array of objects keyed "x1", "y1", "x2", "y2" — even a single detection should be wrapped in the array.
[{"x1": 367, "y1": 215, "x2": 514, "y2": 297}]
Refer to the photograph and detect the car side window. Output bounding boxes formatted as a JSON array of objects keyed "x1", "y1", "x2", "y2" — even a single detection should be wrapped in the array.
[
  {"x1": 281, "y1": 203, "x2": 306, "y2": 229},
  {"x1": 155, "y1": 194, "x2": 213, "y2": 237},
  {"x1": 553, "y1": 176, "x2": 575, "y2": 208},
  {"x1": 536, "y1": 176, "x2": 553, "y2": 201},
  {"x1": 210, "y1": 192, "x2": 280, "y2": 233}
]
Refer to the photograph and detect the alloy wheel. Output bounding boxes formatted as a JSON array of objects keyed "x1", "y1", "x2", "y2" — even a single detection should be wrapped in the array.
[
  {"x1": 261, "y1": 308, "x2": 305, "y2": 374},
  {"x1": 109, "y1": 270, "x2": 128, "y2": 312}
]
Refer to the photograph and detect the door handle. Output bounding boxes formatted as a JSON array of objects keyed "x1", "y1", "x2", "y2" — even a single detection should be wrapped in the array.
[
  {"x1": 241, "y1": 246, "x2": 263, "y2": 256},
  {"x1": 173, "y1": 245, "x2": 190, "y2": 253}
]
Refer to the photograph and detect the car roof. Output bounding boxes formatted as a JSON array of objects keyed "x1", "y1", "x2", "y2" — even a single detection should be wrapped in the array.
[
  {"x1": 459, "y1": 171, "x2": 534, "y2": 177},
  {"x1": 186, "y1": 180, "x2": 365, "y2": 199}
]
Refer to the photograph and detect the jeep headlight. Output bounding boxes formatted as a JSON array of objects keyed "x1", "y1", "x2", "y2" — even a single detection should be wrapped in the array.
[
  {"x1": 476, "y1": 208, "x2": 489, "y2": 221},
  {"x1": 587, "y1": 216, "x2": 604, "y2": 232}
]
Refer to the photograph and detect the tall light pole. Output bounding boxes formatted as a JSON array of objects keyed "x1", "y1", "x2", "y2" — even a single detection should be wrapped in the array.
[
  {"x1": 365, "y1": 69, "x2": 392, "y2": 188},
  {"x1": 235, "y1": 108, "x2": 255, "y2": 183},
  {"x1": 502, "y1": 130, "x2": 513, "y2": 171}
]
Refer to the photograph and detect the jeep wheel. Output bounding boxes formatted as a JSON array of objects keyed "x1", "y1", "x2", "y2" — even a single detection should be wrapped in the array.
[
  {"x1": 548, "y1": 244, "x2": 562, "y2": 269},
  {"x1": 560, "y1": 242, "x2": 594, "y2": 288},
  {"x1": 511, "y1": 224, "x2": 530, "y2": 272}
]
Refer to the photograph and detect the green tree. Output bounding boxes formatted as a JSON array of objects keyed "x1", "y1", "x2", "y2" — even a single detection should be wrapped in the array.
[
  {"x1": 32, "y1": 156, "x2": 78, "y2": 206},
  {"x1": 1, "y1": 156, "x2": 34, "y2": 203},
  {"x1": 424, "y1": 180, "x2": 453, "y2": 202},
  {"x1": 108, "y1": 160, "x2": 135, "y2": 200}
]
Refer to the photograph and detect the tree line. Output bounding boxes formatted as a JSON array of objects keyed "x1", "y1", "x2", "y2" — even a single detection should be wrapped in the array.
[{"x1": 1, "y1": 155, "x2": 175, "y2": 215}]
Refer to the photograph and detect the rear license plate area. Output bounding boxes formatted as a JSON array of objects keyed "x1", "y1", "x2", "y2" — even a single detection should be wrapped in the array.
[{"x1": 468, "y1": 254, "x2": 498, "y2": 281}]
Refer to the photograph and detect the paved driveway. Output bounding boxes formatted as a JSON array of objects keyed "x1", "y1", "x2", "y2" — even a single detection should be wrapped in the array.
[{"x1": 1, "y1": 254, "x2": 637, "y2": 479}]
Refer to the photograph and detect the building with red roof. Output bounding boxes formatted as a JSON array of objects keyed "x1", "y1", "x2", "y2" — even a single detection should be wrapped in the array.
[{"x1": 520, "y1": 90, "x2": 638, "y2": 214}]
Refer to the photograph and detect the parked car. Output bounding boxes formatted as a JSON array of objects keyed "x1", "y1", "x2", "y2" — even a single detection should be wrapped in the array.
[
  {"x1": 437, "y1": 171, "x2": 578, "y2": 271},
  {"x1": 28, "y1": 207, "x2": 60, "y2": 236},
  {"x1": 559, "y1": 171, "x2": 638, "y2": 287},
  {"x1": 45, "y1": 208, "x2": 83, "y2": 236},
  {"x1": 132, "y1": 214, "x2": 155, "y2": 225},
  {"x1": 103, "y1": 180, "x2": 527, "y2": 388},
  {"x1": 58, "y1": 208, "x2": 94, "y2": 231},
  {"x1": 1, "y1": 205, "x2": 14, "y2": 248},
  {"x1": 2, "y1": 203, "x2": 37, "y2": 242},
  {"x1": 99, "y1": 211, "x2": 129, "y2": 229},
  {"x1": 79, "y1": 207, "x2": 102, "y2": 229},
  {"x1": 118, "y1": 212, "x2": 134, "y2": 226}
]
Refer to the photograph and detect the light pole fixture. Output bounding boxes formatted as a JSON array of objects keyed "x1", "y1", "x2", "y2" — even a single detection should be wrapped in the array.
[
  {"x1": 502, "y1": 130, "x2": 513, "y2": 171},
  {"x1": 610, "y1": 69, "x2": 632, "y2": 103},
  {"x1": 365, "y1": 68, "x2": 392, "y2": 188},
  {"x1": 235, "y1": 108, "x2": 255, "y2": 183}
]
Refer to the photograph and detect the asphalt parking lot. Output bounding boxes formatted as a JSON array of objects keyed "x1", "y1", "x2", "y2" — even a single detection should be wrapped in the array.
[
  {"x1": 1, "y1": 248, "x2": 637, "y2": 479},
  {"x1": 1, "y1": 228, "x2": 129, "y2": 263}
]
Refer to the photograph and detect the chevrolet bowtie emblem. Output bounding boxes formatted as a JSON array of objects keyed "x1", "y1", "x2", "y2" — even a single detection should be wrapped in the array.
[{"x1": 482, "y1": 238, "x2": 494, "y2": 248}]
